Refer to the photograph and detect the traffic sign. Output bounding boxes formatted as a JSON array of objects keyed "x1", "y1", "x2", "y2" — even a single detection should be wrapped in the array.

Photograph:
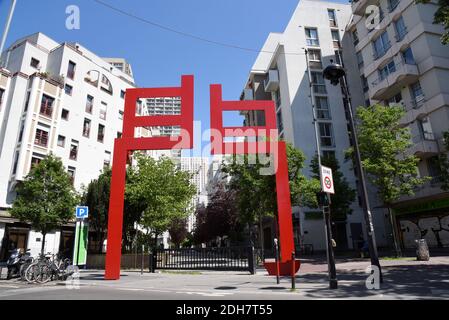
[
  {"x1": 320, "y1": 165, "x2": 335, "y2": 194},
  {"x1": 76, "y1": 206, "x2": 89, "y2": 219}
]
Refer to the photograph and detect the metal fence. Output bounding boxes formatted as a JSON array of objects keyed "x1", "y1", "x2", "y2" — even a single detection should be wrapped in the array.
[{"x1": 150, "y1": 247, "x2": 255, "y2": 274}]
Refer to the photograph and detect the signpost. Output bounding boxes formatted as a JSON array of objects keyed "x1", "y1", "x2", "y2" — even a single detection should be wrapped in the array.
[
  {"x1": 73, "y1": 206, "x2": 89, "y2": 267},
  {"x1": 320, "y1": 165, "x2": 335, "y2": 195}
]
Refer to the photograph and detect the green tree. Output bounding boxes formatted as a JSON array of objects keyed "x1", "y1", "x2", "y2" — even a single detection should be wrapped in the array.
[
  {"x1": 438, "y1": 131, "x2": 449, "y2": 191},
  {"x1": 11, "y1": 154, "x2": 79, "y2": 254},
  {"x1": 310, "y1": 154, "x2": 356, "y2": 221},
  {"x1": 82, "y1": 168, "x2": 111, "y2": 253},
  {"x1": 222, "y1": 142, "x2": 320, "y2": 248},
  {"x1": 351, "y1": 104, "x2": 429, "y2": 256},
  {"x1": 126, "y1": 153, "x2": 197, "y2": 246},
  {"x1": 168, "y1": 217, "x2": 188, "y2": 248},
  {"x1": 416, "y1": 0, "x2": 449, "y2": 44}
]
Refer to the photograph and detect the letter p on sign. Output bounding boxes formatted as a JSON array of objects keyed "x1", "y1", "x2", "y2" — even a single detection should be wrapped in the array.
[{"x1": 321, "y1": 165, "x2": 335, "y2": 194}]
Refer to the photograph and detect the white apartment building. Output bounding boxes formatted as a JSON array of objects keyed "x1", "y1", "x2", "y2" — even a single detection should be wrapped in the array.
[
  {"x1": 241, "y1": 0, "x2": 388, "y2": 251},
  {"x1": 0, "y1": 33, "x2": 135, "y2": 259},
  {"x1": 180, "y1": 157, "x2": 210, "y2": 232},
  {"x1": 345, "y1": 0, "x2": 449, "y2": 249}
]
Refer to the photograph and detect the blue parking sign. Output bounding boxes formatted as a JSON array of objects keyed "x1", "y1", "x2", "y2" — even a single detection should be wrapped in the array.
[{"x1": 76, "y1": 206, "x2": 89, "y2": 219}]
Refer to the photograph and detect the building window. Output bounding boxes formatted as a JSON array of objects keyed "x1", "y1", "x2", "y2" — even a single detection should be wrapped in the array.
[
  {"x1": 372, "y1": 31, "x2": 391, "y2": 60},
  {"x1": 361, "y1": 75, "x2": 369, "y2": 92},
  {"x1": 30, "y1": 156, "x2": 42, "y2": 170},
  {"x1": 18, "y1": 121, "x2": 25, "y2": 143},
  {"x1": 402, "y1": 47, "x2": 415, "y2": 65},
  {"x1": 40, "y1": 94, "x2": 54, "y2": 117},
  {"x1": 378, "y1": 60, "x2": 396, "y2": 81},
  {"x1": 100, "y1": 75, "x2": 113, "y2": 95},
  {"x1": 305, "y1": 28, "x2": 319, "y2": 46},
  {"x1": 276, "y1": 109, "x2": 284, "y2": 133},
  {"x1": 83, "y1": 118, "x2": 91, "y2": 137},
  {"x1": 0, "y1": 88, "x2": 4, "y2": 107},
  {"x1": 331, "y1": 30, "x2": 341, "y2": 49},
  {"x1": 120, "y1": 90, "x2": 126, "y2": 99},
  {"x1": 64, "y1": 84, "x2": 73, "y2": 96},
  {"x1": 274, "y1": 89, "x2": 282, "y2": 109},
  {"x1": 311, "y1": 72, "x2": 327, "y2": 94},
  {"x1": 97, "y1": 124, "x2": 105, "y2": 143},
  {"x1": 12, "y1": 151, "x2": 19, "y2": 175},
  {"x1": 34, "y1": 128, "x2": 49, "y2": 147},
  {"x1": 24, "y1": 92, "x2": 30, "y2": 112},
  {"x1": 100, "y1": 102, "x2": 107, "y2": 120},
  {"x1": 319, "y1": 123, "x2": 334, "y2": 147},
  {"x1": 389, "y1": 0, "x2": 400, "y2": 12},
  {"x1": 394, "y1": 16, "x2": 407, "y2": 42},
  {"x1": 70, "y1": 141, "x2": 79, "y2": 160},
  {"x1": 61, "y1": 109, "x2": 69, "y2": 120},
  {"x1": 410, "y1": 82, "x2": 425, "y2": 108},
  {"x1": 356, "y1": 51, "x2": 364, "y2": 68},
  {"x1": 322, "y1": 150, "x2": 336, "y2": 159},
  {"x1": 387, "y1": 93, "x2": 403, "y2": 106},
  {"x1": 117, "y1": 132, "x2": 122, "y2": 139},
  {"x1": 104, "y1": 151, "x2": 111, "y2": 168},
  {"x1": 86, "y1": 95, "x2": 94, "y2": 113},
  {"x1": 352, "y1": 29, "x2": 359, "y2": 46},
  {"x1": 67, "y1": 61, "x2": 76, "y2": 80},
  {"x1": 316, "y1": 97, "x2": 331, "y2": 119},
  {"x1": 307, "y1": 49, "x2": 322, "y2": 69},
  {"x1": 418, "y1": 117, "x2": 434, "y2": 141},
  {"x1": 57, "y1": 135, "x2": 66, "y2": 147},
  {"x1": 68, "y1": 167, "x2": 76, "y2": 185},
  {"x1": 328, "y1": 9, "x2": 337, "y2": 27},
  {"x1": 119, "y1": 110, "x2": 124, "y2": 120},
  {"x1": 30, "y1": 58, "x2": 40, "y2": 69}
]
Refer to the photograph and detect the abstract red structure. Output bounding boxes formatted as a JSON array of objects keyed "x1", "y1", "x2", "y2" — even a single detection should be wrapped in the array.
[
  {"x1": 105, "y1": 75, "x2": 194, "y2": 280},
  {"x1": 210, "y1": 84, "x2": 299, "y2": 276},
  {"x1": 104, "y1": 76, "x2": 299, "y2": 280}
]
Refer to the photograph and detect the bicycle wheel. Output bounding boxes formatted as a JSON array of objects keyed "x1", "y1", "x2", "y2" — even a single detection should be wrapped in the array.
[
  {"x1": 25, "y1": 263, "x2": 40, "y2": 284},
  {"x1": 34, "y1": 263, "x2": 52, "y2": 284}
]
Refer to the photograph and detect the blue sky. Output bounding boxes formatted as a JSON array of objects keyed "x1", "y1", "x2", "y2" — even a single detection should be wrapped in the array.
[{"x1": 0, "y1": 0, "x2": 349, "y2": 156}]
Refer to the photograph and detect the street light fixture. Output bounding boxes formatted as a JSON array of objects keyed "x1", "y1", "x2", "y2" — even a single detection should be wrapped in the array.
[{"x1": 323, "y1": 59, "x2": 383, "y2": 283}]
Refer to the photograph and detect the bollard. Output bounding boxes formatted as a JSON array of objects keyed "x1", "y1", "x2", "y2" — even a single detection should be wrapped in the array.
[
  {"x1": 291, "y1": 252, "x2": 296, "y2": 290},
  {"x1": 274, "y1": 238, "x2": 280, "y2": 285}
]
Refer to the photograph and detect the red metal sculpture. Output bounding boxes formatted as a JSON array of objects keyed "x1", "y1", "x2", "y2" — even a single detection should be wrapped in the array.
[{"x1": 104, "y1": 76, "x2": 299, "y2": 280}]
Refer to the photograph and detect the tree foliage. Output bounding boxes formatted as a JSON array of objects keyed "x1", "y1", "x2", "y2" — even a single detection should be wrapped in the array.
[
  {"x1": 417, "y1": 0, "x2": 449, "y2": 44},
  {"x1": 126, "y1": 153, "x2": 197, "y2": 241},
  {"x1": 168, "y1": 217, "x2": 189, "y2": 248},
  {"x1": 11, "y1": 154, "x2": 79, "y2": 254},
  {"x1": 310, "y1": 154, "x2": 356, "y2": 221},
  {"x1": 351, "y1": 104, "x2": 429, "y2": 206},
  {"x1": 221, "y1": 142, "x2": 320, "y2": 228},
  {"x1": 438, "y1": 131, "x2": 449, "y2": 191},
  {"x1": 193, "y1": 184, "x2": 243, "y2": 245}
]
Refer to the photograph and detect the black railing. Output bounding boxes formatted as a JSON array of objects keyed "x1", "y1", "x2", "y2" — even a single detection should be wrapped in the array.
[{"x1": 150, "y1": 246, "x2": 255, "y2": 274}]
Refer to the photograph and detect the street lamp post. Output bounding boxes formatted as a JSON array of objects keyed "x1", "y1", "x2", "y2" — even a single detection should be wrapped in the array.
[
  {"x1": 323, "y1": 60, "x2": 383, "y2": 283},
  {"x1": 305, "y1": 49, "x2": 338, "y2": 289},
  {"x1": 0, "y1": 0, "x2": 17, "y2": 65}
]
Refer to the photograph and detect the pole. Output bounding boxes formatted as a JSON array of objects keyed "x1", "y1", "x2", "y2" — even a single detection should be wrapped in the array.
[
  {"x1": 76, "y1": 220, "x2": 82, "y2": 266},
  {"x1": 0, "y1": 0, "x2": 17, "y2": 65},
  {"x1": 274, "y1": 238, "x2": 280, "y2": 285},
  {"x1": 305, "y1": 49, "x2": 338, "y2": 289},
  {"x1": 141, "y1": 244, "x2": 144, "y2": 275},
  {"x1": 339, "y1": 71, "x2": 383, "y2": 283},
  {"x1": 291, "y1": 251, "x2": 296, "y2": 290},
  {"x1": 387, "y1": 207, "x2": 402, "y2": 257}
]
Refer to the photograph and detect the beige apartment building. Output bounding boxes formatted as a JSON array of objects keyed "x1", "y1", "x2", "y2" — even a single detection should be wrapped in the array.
[{"x1": 346, "y1": 0, "x2": 449, "y2": 249}]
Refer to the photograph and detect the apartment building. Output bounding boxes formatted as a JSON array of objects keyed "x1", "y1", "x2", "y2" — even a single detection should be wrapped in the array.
[
  {"x1": 0, "y1": 33, "x2": 135, "y2": 259},
  {"x1": 241, "y1": 0, "x2": 389, "y2": 251},
  {"x1": 346, "y1": 0, "x2": 449, "y2": 249},
  {"x1": 180, "y1": 157, "x2": 210, "y2": 232}
]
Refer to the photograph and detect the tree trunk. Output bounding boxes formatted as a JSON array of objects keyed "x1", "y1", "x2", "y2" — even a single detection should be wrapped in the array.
[
  {"x1": 258, "y1": 216, "x2": 264, "y2": 256},
  {"x1": 41, "y1": 232, "x2": 47, "y2": 255},
  {"x1": 387, "y1": 206, "x2": 402, "y2": 257}
]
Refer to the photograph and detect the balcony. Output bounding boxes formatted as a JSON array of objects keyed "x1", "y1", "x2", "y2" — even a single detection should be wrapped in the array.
[
  {"x1": 410, "y1": 135, "x2": 439, "y2": 159},
  {"x1": 264, "y1": 70, "x2": 279, "y2": 92},
  {"x1": 370, "y1": 62, "x2": 419, "y2": 100},
  {"x1": 242, "y1": 88, "x2": 254, "y2": 101},
  {"x1": 352, "y1": 0, "x2": 379, "y2": 16},
  {"x1": 373, "y1": 41, "x2": 391, "y2": 61}
]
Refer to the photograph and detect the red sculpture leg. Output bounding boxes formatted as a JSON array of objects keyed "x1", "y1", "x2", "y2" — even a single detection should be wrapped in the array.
[{"x1": 104, "y1": 139, "x2": 128, "y2": 280}]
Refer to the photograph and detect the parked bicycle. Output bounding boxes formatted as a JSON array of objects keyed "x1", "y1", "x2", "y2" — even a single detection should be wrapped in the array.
[{"x1": 24, "y1": 253, "x2": 75, "y2": 284}]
